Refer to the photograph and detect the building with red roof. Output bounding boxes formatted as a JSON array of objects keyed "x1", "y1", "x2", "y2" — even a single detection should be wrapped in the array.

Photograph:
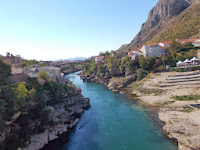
[
  {"x1": 159, "y1": 41, "x2": 172, "y2": 48},
  {"x1": 193, "y1": 39, "x2": 200, "y2": 47},
  {"x1": 178, "y1": 38, "x2": 197, "y2": 44},
  {"x1": 128, "y1": 48, "x2": 143, "y2": 60},
  {"x1": 95, "y1": 56, "x2": 105, "y2": 63},
  {"x1": 128, "y1": 48, "x2": 143, "y2": 55}
]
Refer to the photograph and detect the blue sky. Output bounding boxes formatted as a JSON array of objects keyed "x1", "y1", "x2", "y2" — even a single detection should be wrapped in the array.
[{"x1": 0, "y1": 0, "x2": 158, "y2": 60}]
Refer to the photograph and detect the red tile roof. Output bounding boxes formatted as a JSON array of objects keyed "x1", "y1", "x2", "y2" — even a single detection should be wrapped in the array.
[
  {"x1": 160, "y1": 41, "x2": 172, "y2": 44},
  {"x1": 128, "y1": 53, "x2": 136, "y2": 56},
  {"x1": 130, "y1": 49, "x2": 143, "y2": 53},
  {"x1": 146, "y1": 43, "x2": 159, "y2": 46},
  {"x1": 96, "y1": 56, "x2": 105, "y2": 59},
  {"x1": 180, "y1": 39, "x2": 197, "y2": 44}
]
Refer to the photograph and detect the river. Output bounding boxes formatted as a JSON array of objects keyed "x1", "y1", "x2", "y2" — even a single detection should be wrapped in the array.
[{"x1": 61, "y1": 72, "x2": 177, "y2": 150}]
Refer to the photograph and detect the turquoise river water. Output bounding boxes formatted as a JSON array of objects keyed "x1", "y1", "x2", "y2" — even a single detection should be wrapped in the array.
[{"x1": 61, "y1": 72, "x2": 177, "y2": 150}]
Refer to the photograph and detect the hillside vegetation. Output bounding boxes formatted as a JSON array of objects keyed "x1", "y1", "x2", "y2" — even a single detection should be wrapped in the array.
[
  {"x1": 118, "y1": 0, "x2": 200, "y2": 50},
  {"x1": 146, "y1": 2, "x2": 200, "y2": 44}
]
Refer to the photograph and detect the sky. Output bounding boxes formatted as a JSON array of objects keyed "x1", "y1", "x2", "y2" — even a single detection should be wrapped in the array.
[{"x1": 0, "y1": 0, "x2": 158, "y2": 61}]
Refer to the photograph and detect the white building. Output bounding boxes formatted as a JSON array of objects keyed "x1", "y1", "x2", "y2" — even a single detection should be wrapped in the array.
[
  {"x1": 128, "y1": 48, "x2": 143, "y2": 60},
  {"x1": 159, "y1": 41, "x2": 172, "y2": 48},
  {"x1": 193, "y1": 39, "x2": 200, "y2": 47},
  {"x1": 140, "y1": 43, "x2": 165, "y2": 57}
]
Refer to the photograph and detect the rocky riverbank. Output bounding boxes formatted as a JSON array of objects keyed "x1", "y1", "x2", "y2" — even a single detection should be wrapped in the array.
[
  {"x1": 80, "y1": 71, "x2": 200, "y2": 150},
  {"x1": 63, "y1": 68, "x2": 82, "y2": 75},
  {"x1": 0, "y1": 85, "x2": 90, "y2": 150},
  {"x1": 79, "y1": 73, "x2": 135, "y2": 94},
  {"x1": 132, "y1": 71, "x2": 200, "y2": 150}
]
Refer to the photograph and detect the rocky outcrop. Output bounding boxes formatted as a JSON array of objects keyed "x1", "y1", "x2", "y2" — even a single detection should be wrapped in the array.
[
  {"x1": 79, "y1": 73, "x2": 111, "y2": 85},
  {"x1": 0, "y1": 86, "x2": 90, "y2": 150},
  {"x1": 118, "y1": 0, "x2": 200, "y2": 50},
  {"x1": 107, "y1": 75, "x2": 136, "y2": 93},
  {"x1": 17, "y1": 94, "x2": 90, "y2": 150},
  {"x1": 159, "y1": 107, "x2": 200, "y2": 150},
  {"x1": 80, "y1": 72, "x2": 136, "y2": 94}
]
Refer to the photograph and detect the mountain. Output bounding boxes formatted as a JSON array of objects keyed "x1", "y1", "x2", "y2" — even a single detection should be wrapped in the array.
[
  {"x1": 118, "y1": 0, "x2": 200, "y2": 50},
  {"x1": 66, "y1": 57, "x2": 87, "y2": 61}
]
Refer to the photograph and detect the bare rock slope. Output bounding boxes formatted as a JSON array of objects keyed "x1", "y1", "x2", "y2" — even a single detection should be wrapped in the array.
[{"x1": 118, "y1": 0, "x2": 200, "y2": 50}]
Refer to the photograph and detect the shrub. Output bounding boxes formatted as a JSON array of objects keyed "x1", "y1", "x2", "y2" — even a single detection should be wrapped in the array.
[
  {"x1": 172, "y1": 95, "x2": 200, "y2": 101},
  {"x1": 40, "y1": 106, "x2": 54, "y2": 125},
  {"x1": 44, "y1": 81, "x2": 64, "y2": 103},
  {"x1": 38, "y1": 71, "x2": 50, "y2": 81},
  {"x1": 33, "y1": 91, "x2": 49, "y2": 108},
  {"x1": 15, "y1": 83, "x2": 28, "y2": 106},
  {"x1": 137, "y1": 69, "x2": 149, "y2": 81},
  {"x1": 0, "y1": 59, "x2": 11, "y2": 86}
]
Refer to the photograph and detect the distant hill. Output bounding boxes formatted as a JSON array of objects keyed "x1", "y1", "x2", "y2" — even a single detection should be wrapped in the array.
[
  {"x1": 65, "y1": 57, "x2": 87, "y2": 61},
  {"x1": 118, "y1": 0, "x2": 200, "y2": 51}
]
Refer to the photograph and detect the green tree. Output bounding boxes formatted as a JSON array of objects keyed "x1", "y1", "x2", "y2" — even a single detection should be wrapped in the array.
[
  {"x1": 39, "y1": 62, "x2": 47, "y2": 67},
  {"x1": 40, "y1": 106, "x2": 54, "y2": 125},
  {"x1": 137, "y1": 69, "x2": 149, "y2": 81},
  {"x1": 139, "y1": 56, "x2": 156, "y2": 71},
  {"x1": 15, "y1": 83, "x2": 28, "y2": 108},
  {"x1": 0, "y1": 100, "x2": 6, "y2": 132},
  {"x1": 97, "y1": 63, "x2": 104, "y2": 75},
  {"x1": 38, "y1": 71, "x2": 50, "y2": 81},
  {"x1": 34, "y1": 91, "x2": 49, "y2": 108},
  {"x1": 104, "y1": 51, "x2": 110, "y2": 56},
  {"x1": 0, "y1": 59, "x2": 11, "y2": 86},
  {"x1": 168, "y1": 40, "x2": 182, "y2": 52},
  {"x1": 89, "y1": 62, "x2": 97, "y2": 73},
  {"x1": 44, "y1": 81, "x2": 64, "y2": 103},
  {"x1": 127, "y1": 59, "x2": 139, "y2": 74},
  {"x1": 99, "y1": 51, "x2": 105, "y2": 56},
  {"x1": 22, "y1": 59, "x2": 39, "y2": 68}
]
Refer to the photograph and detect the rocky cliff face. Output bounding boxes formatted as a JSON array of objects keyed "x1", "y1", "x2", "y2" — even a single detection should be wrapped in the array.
[{"x1": 118, "y1": 0, "x2": 200, "y2": 50}]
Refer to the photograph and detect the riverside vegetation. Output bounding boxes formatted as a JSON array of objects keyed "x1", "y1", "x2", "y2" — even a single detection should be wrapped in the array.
[
  {"x1": 0, "y1": 58, "x2": 90, "y2": 150},
  {"x1": 80, "y1": 41, "x2": 200, "y2": 150},
  {"x1": 80, "y1": 41, "x2": 198, "y2": 92}
]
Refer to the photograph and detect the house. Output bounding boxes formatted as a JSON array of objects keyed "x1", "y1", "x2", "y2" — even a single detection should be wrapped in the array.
[
  {"x1": 27, "y1": 64, "x2": 40, "y2": 69},
  {"x1": 178, "y1": 39, "x2": 197, "y2": 44},
  {"x1": 140, "y1": 43, "x2": 165, "y2": 57},
  {"x1": 197, "y1": 49, "x2": 200, "y2": 59},
  {"x1": 193, "y1": 39, "x2": 200, "y2": 47},
  {"x1": 159, "y1": 41, "x2": 172, "y2": 48},
  {"x1": 23, "y1": 66, "x2": 62, "y2": 81},
  {"x1": 128, "y1": 48, "x2": 143, "y2": 60},
  {"x1": 128, "y1": 48, "x2": 142, "y2": 54},
  {"x1": 128, "y1": 53, "x2": 140, "y2": 60},
  {"x1": 95, "y1": 56, "x2": 105, "y2": 63}
]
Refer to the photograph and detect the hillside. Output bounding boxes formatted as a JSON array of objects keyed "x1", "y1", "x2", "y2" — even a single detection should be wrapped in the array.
[{"x1": 118, "y1": 0, "x2": 200, "y2": 50}]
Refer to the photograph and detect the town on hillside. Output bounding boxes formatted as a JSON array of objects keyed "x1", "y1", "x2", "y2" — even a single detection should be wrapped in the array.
[
  {"x1": 0, "y1": 53, "x2": 84, "y2": 85},
  {"x1": 95, "y1": 38, "x2": 200, "y2": 67}
]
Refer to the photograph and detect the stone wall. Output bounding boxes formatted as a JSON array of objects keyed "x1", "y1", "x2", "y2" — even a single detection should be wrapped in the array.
[
  {"x1": 8, "y1": 73, "x2": 28, "y2": 84},
  {"x1": 1, "y1": 55, "x2": 22, "y2": 68}
]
